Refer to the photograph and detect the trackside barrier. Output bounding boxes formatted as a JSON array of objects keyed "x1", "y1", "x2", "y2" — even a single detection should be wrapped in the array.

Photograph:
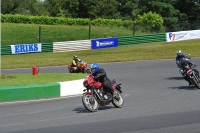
[
  {"x1": 53, "y1": 40, "x2": 91, "y2": 53},
  {"x1": 0, "y1": 79, "x2": 85, "y2": 103},
  {"x1": 1, "y1": 45, "x2": 11, "y2": 55},
  {"x1": 118, "y1": 33, "x2": 166, "y2": 46},
  {"x1": 91, "y1": 37, "x2": 118, "y2": 49},
  {"x1": 0, "y1": 83, "x2": 60, "y2": 102},
  {"x1": 59, "y1": 79, "x2": 85, "y2": 96},
  {"x1": 1, "y1": 42, "x2": 53, "y2": 55},
  {"x1": 166, "y1": 30, "x2": 200, "y2": 42},
  {"x1": 41, "y1": 42, "x2": 53, "y2": 52}
]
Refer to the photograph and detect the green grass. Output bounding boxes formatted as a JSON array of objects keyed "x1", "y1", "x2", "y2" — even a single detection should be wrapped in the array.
[
  {"x1": 0, "y1": 73, "x2": 87, "y2": 87},
  {"x1": 2, "y1": 39, "x2": 200, "y2": 69},
  {"x1": 1, "y1": 23, "x2": 133, "y2": 45}
]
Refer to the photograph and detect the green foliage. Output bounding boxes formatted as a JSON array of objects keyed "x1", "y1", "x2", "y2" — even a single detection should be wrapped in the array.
[
  {"x1": 134, "y1": 11, "x2": 164, "y2": 33},
  {"x1": 2, "y1": 0, "x2": 200, "y2": 32},
  {"x1": 1, "y1": 14, "x2": 133, "y2": 26}
]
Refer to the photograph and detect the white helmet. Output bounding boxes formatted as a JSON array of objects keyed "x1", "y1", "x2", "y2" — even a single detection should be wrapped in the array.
[{"x1": 176, "y1": 50, "x2": 181, "y2": 56}]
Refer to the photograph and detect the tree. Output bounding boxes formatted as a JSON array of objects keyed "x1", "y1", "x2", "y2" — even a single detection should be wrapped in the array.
[
  {"x1": 44, "y1": 0, "x2": 80, "y2": 17},
  {"x1": 78, "y1": 0, "x2": 119, "y2": 19},
  {"x1": 1, "y1": 0, "x2": 49, "y2": 16},
  {"x1": 135, "y1": 11, "x2": 164, "y2": 33}
]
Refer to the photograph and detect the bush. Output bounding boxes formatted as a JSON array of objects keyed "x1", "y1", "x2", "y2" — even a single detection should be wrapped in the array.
[{"x1": 1, "y1": 14, "x2": 133, "y2": 27}]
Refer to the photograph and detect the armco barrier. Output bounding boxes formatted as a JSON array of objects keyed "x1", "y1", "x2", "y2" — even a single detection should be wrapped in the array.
[
  {"x1": 1, "y1": 45, "x2": 12, "y2": 55},
  {"x1": 1, "y1": 33, "x2": 167, "y2": 55},
  {"x1": 42, "y1": 42, "x2": 53, "y2": 52},
  {"x1": 53, "y1": 40, "x2": 91, "y2": 52},
  {"x1": 118, "y1": 33, "x2": 166, "y2": 46},
  {"x1": 0, "y1": 83, "x2": 60, "y2": 102}
]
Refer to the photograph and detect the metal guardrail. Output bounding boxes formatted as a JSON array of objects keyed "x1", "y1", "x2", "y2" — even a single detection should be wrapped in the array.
[{"x1": 1, "y1": 33, "x2": 167, "y2": 55}]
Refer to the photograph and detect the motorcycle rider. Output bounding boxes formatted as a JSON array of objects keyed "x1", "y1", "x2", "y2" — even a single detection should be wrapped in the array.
[
  {"x1": 176, "y1": 50, "x2": 194, "y2": 74},
  {"x1": 90, "y1": 63, "x2": 117, "y2": 98},
  {"x1": 71, "y1": 55, "x2": 82, "y2": 72}
]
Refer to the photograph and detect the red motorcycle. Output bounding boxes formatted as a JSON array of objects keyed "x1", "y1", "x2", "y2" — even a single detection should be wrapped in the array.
[{"x1": 82, "y1": 75, "x2": 123, "y2": 112}]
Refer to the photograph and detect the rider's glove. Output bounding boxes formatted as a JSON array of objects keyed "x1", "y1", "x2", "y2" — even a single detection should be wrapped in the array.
[
  {"x1": 94, "y1": 75, "x2": 99, "y2": 80},
  {"x1": 94, "y1": 76, "x2": 98, "y2": 80},
  {"x1": 192, "y1": 63, "x2": 197, "y2": 67}
]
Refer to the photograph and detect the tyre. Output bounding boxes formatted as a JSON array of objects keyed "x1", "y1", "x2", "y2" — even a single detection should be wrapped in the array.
[
  {"x1": 82, "y1": 93, "x2": 99, "y2": 112},
  {"x1": 112, "y1": 90, "x2": 124, "y2": 108},
  {"x1": 82, "y1": 69, "x2": 86, "y2": 73},
  {"x1": 191, "y1": 77, "x2": 200, "y2": 89}
]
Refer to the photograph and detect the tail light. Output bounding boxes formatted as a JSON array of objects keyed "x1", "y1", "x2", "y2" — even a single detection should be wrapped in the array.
[{"x1": 187, "y1": 69, "x2": 193, "y2": 75}]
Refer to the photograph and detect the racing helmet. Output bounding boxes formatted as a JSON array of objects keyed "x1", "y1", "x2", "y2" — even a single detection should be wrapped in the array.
[
  {"x1": 176, "y1": 50, "x2": 181, "y2": 56},
  {"x1": 73, "y1": 55, "x2": 78, "y2": 60},
  {"x1": 90, "y1": 63, "x2": 99, "y2": 74}
]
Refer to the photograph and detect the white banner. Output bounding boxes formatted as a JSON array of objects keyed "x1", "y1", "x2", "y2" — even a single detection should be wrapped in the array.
[
  {"x1": 10, "y1": 43, "x2": 42, "y2": 54},
  {"x1": 166, "y1": 30, "x2": 200, "y2": 42}
]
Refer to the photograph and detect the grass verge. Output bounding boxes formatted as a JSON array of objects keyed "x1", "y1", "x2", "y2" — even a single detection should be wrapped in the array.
[{"x1": 0, "y1": 73, "x2": 87, "y2": 87}]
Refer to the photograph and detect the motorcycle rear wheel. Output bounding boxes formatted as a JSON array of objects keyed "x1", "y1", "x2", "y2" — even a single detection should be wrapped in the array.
[
  {"x1": 81, "y1": 69, "x2": 86, "y2": 73},
  {"x1": 112, "y1": 90, "x2": 124, "y2": 108},
  {"x1": 82, "y1": 93, "x2": 99, "y2": 112}
]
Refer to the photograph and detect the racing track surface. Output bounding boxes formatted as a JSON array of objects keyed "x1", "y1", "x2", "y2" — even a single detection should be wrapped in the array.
[{"x1": 1, "y1": 58, "x2": 200, "y2": 133}]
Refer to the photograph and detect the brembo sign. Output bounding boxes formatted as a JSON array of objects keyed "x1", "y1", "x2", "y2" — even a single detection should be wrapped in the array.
[{"x1": 166, "y1": 30, "x2": 200, "y2": 42}]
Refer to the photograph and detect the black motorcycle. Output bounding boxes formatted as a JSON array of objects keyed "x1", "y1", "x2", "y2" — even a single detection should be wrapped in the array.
[{"x1": 179, "y1": 57, "x2": 200, "y2": 89}]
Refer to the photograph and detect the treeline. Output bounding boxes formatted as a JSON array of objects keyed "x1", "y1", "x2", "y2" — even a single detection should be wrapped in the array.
[{"x1": 2, "y1": 0, "x2": 200, "y2": 31}]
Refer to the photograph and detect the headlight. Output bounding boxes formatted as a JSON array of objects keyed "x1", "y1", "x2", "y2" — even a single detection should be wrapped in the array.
[{"x1": 83, "y1": 81, "x2": 88, "y2": 87}]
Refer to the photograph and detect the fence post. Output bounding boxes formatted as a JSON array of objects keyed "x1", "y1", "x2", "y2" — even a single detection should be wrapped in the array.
[
  {"x1": 133, "y1": 22, "x2": 136, "y2": 35},
  {"x1": 88, "y1": 19, "x2": 91, "y2": 39},
  {"x1": 38, "y1": 26, "x2": 41, "y2": 43}
]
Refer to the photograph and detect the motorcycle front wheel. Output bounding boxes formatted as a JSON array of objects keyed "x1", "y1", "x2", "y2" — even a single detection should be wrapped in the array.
[
  {"x1": 191, "y1": 76, "x2": 200, "y2": 89},
  {"x1": 82, "y1": 93, "x2": 99, "y2": 112},
  {"x1": 112, "y1": 90, "x2": 124, "y2": 108}
]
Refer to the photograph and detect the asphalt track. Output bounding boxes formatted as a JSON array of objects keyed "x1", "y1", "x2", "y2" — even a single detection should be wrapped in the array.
[{"x1": 1, "y1": 58, "x2": 200, "y2": 133}]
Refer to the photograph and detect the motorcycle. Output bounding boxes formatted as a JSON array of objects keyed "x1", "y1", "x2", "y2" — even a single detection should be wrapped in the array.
[
  {"x1": 68, "y1": 60, "x2": 91, "y2": 74},
  {"x1": 177, "y1": 54, "x2": 195, "y2": 77},
  {"x1": 82, "y1": 75, "x2": 123, "y2": 112},
  {"x1": 185, "y1": 65, "x2": 200, "y2": 89},
  {"x1": 179, "y1": 56, "x2": 200, "y2": 89}
]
